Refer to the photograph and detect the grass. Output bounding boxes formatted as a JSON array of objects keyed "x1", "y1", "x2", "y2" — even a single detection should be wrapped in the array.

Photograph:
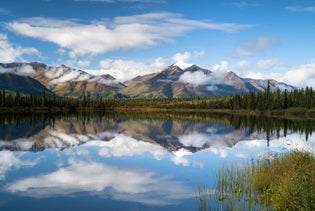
[
  {"x1": 253, "y1": 151, "x2": 315, "y2": 210},
  {"x1": 197, "y1": 151, "x2": 315, "y2": 211}
]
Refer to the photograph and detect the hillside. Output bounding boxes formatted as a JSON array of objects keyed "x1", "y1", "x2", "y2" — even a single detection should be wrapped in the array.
[
  {"x1": 0, "y1": 73, "x2": 52, "y2": 96},
  {"x1": 0, "y1": 62, "x2": 295, "y2": 98}
]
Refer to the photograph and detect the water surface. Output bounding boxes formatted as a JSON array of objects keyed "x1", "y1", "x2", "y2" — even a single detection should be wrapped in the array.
[{"x1": 0, "y1": 113, "x2": 314, "y2": 210}]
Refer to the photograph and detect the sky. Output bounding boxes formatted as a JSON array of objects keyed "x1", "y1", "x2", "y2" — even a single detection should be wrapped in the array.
[{"x1": 0, "y1": 0, "x2": 315, "y2": 87}]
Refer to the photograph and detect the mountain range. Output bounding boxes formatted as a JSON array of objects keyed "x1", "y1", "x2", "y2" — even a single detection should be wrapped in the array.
[
  {"x1": 0, "y1": 62, "x2": 295, "y2": 98},
  {"x1": 0, "y1": 117, "x2": 258, "y2": 153}
]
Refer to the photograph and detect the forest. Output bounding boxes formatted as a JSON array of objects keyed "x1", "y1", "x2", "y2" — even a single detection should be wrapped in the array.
[{"x1": 1, "y1": 84, "x2": 315, "y2": 116}]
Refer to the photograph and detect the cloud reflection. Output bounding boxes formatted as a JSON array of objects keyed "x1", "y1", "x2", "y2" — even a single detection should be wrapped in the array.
[
  {"x1": 0, "y1": 151, "x2": 38, "y2": 180},
  {"x1": 6, "y1": 161, "x2": 192, "y2": 206},
  {"x1": 204, "y1": 133, "x2": 315, "y2": 159},
  {"x1": 85, "y1": 134, "x2": 167, "y2": 160}
]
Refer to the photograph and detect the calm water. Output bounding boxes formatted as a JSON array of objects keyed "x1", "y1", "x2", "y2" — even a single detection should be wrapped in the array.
[{"x1": 0, "y1": 113, "x2": 314, "y2": 211}]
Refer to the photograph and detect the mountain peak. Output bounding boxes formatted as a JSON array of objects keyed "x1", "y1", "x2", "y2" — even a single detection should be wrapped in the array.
[
  {"x1": 0, "y1": 62, "x2": 296, "y2": 99},
  {"x1": 173, "y1": 61, "x2": 193, "y2": 70}
]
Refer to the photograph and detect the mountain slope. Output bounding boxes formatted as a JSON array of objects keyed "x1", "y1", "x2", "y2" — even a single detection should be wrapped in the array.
[
  {"x1": 0, "y1": 62, "x2": 296, "y2": 99},
  {"x1": 0, "y1": 73, "x2": 52, "y2": 96},
  {"x1": 0, "y1": 62, "x2": 125, "y2": 98},
  {"x1": 121, "y1": 64, "x2": 295, "y2": 98}
]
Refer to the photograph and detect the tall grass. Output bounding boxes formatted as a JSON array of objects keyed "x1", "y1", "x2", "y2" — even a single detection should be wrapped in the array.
[
  {"x1": 197, "y1": 151, "x2": 315, "y2": 211},
  {"x1": 253, "y1": 151, "x2": 315, "y2": 210}
]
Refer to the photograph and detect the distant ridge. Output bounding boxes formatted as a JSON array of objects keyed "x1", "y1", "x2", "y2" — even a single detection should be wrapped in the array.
[
  {"x1": 0, "y1": 73, "x2": 52, "y2": 96},
  {"x1": 0, "y1": 62, "x2": 296, "y2": 98}
]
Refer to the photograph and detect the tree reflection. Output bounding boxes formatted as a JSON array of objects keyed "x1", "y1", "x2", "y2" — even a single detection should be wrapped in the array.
[{"x1": 0, "y1": 111, "x2": 314, "y2": 146}]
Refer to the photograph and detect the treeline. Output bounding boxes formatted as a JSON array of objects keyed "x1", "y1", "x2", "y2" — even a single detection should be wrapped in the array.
[
  {"x1": 149, "y1": 85, "x2": 315, "y2": 111},
  {"x1": 1, "y1": 111, "x2": 314, "y2": 142},
  {"x1": 1, "y1": 84, "x2": 315, "y2": 114},
  {"x1": 112, "y1": 85, "x2": 315, "y2": 113},
  {"x1": 0, "y1": 90, "x2": 114, "y2": 112}
]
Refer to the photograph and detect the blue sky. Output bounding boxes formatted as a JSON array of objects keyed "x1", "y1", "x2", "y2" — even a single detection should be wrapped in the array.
[{"x1": 0, "y1": 0, "x2": 315, "y2": 86}]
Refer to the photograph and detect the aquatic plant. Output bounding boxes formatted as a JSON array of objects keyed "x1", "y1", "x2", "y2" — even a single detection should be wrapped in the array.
[{"x1": 197, "y1": 151, "x2": 315, "y2": 211}]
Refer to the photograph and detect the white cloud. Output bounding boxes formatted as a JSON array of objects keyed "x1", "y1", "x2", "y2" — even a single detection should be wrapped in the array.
[
  {"x1": 210, "y1": 60, "x2": 230, "y2": 72},
  {"x1": 89, "y1": 50, "x2": 205, "y2": 81},
  {"x1": 151, "y1": 57, "x2": 168, "y2": 69},
  {"x1": 179, "y1": 71, "x2": 214, "y2": 86},
  {"x1": 171, "y1": 156, "x2": 190, "y2": 166},
  {"x1": 7, "y1": 13, "x2": 250, "y2": 57},
  {"x1": 256, "y1": 59, "x2": 287, "y2": 70},
  {"x1": 172, "y1": 50, "x2": 205, "y2": 69},
  {"x1": 178, "y1": 132, "x2": 210, "y2": 148},
  {"x1": 282, "y1": 61, "x2": 315, "y2": 87},
  {"x1": 0, "y1": 151, "x2": 21, "y2": 180},
  {"x1": 89, "y1": 57, "x2": 167, "y2": 81},
  {"x1": 208, "y1": 146, "x2": 228, "y2": 158},
  {"x1": 6, "y1": 161, "x2": 192, "y2": 205},
  {"x1": 0, "y1": 34, "x2": 41, "y2": 63},
  {"x1": 0, "y1": 151, "x2": 38, "y2": 180},
  {"x1": 99, "y1": 59, "x2": 152, "y2": 80},
  {"x1": 76, "y1": 59, "x2": 91, "y2": 68},
  {"x1": 178, "y1": 60, "x2": 232, "y2": 87},
  {"x1": 91, "y1": 134, "x2": 167, "y2": 160},
  {"x1": 172, "y1": 51, "x2": 191, "y2": 63},
  {"x1": 286, "y1": 6, "x2": 315, "y2": 12},
  {"x1": 239, "y1": 61, "x2": 315, "y2": 87},
  {"x1": 229, "y1": 133, "x2": 315, "y2": 159},
  {"x1": 230, "y1": 36, "x2": 278, "y2": 57}
]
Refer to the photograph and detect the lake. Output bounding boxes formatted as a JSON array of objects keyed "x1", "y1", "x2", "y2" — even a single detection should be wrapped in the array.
[{"x1": 0, "y1": 112, "x2": 314, "y2": 211}]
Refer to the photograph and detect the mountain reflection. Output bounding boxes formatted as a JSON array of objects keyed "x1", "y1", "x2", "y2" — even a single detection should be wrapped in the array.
[
  {"x1": 1, "y1": 113, "x2": 315, "y2": 210},
  {"x1": 1, "y1": 112, "x2": 314, "y2": 154}
]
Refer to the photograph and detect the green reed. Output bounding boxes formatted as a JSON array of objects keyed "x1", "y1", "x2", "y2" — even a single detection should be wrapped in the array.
[{"x1": 197, "y1": 151, "x2": 315, "y2": 211}]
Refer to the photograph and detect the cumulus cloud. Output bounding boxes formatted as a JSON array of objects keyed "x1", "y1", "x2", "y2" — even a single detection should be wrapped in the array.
[
  {"x1": 178, "y1": 60, "x2": 232, "y2": 87},
  {"x1": 87, "y1": 57, "x2": 167, "y2": 81},
  {"x1": 178, "y1": 132, "x2": 210, "y2": 148},
  {"x1": 229, "y1": 133, "x2": 315, "y2": 159},
  {"x1": 230, "y1": 36, "x2": 278, "y2": 57},
  {"x1": 172, "y1": 51, "x2": 191, "y2": 63},
  {"x1": 89, "y1": 134, "x2": 167, "y2": 160},
  {"x1": 0, "y1": 34, "x2": 41, "y2": 63},
  {"x1": 76, "y1": 59, "x2": 91, "y2": 68},
  {"x1": 210, "y1": 60, "x2": 230, "y2": 72},
  {"x1": 88, "y1": 50, "x2": 206, "y2": 81},
  {"x1": 179, "y1": 71, "x2": 214, "y2": 86},
  {"x1": 239, "y1": 61, "x2": 315, "y2": 87},
  {"x1": 282, "y1": 61, "x2": 315, "y2": 87},
  {"x1": 6, "y1": 161, "x2": 192, "y2": 205},
  {"x1": 7, "y1": 13, "x2": 250, "y2": 57},
  {"x1": 171, "y1": 155, "x2": 190, "y2": 166},
  {"x1": 0, "y1": 151, "x2": 38, "y2": 180},
  {"x1": 172, "y1": 50, "x2": 205, "y2": 63},
  {"x1": 172, "y1": 50, "x2": 205, "y2": 69}
]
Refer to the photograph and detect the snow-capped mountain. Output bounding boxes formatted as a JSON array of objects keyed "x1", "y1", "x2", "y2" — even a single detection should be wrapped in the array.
[
  {"x1": 0, "y1": 62, "x2": 116, "y2": 85},
  {"x1": 120, "y1": 63, "x2": 295, "y2": 98},
  {"x1": 0, "y1": 62, "x2": 295, "y2": 98},
  {"x1": 0, "y1": 62, "x2": 126, "y2": 98}
]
